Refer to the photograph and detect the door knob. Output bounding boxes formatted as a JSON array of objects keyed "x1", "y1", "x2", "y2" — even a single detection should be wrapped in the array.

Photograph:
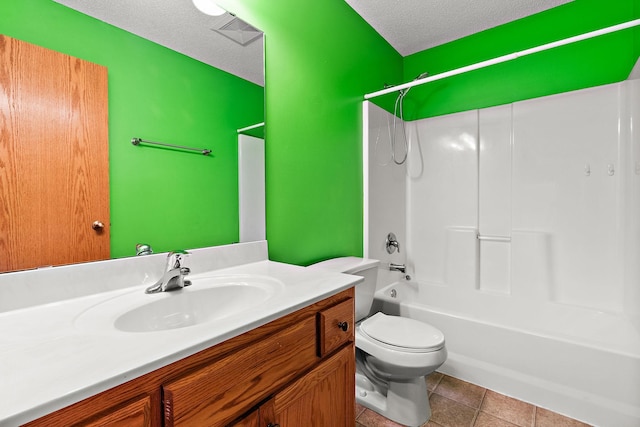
[{"x1": 92, "y1": 221, "x2": 105, "y2": 231}]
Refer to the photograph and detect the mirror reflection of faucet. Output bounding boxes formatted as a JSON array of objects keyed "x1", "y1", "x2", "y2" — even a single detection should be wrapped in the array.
[
  {"x1": 145, "y1": 250, "x2": 192, "y2": 293},
  {"x1": 135, "y1": 243, "x2": 153, "y2": 256},
  {"x1": 385, "y1": 232, "x2": 400, "y2": 254}
]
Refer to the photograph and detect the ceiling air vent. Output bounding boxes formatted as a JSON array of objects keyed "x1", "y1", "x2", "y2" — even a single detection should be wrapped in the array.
[{"x1": 211, "y1": 16, "x2": 263, "y2": 47}]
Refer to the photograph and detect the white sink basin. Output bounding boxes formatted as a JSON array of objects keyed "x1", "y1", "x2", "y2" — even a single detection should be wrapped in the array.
[{"x1": 75, "y1": 274, "x2": 284, "y2": 333}]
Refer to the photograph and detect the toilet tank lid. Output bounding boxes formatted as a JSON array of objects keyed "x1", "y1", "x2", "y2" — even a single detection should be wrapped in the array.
[{"x1": 308, "y1": 256, "x2": 380, "y2": 274}]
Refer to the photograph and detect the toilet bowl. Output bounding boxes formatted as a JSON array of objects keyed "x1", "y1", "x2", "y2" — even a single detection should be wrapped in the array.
[
  {"x1": 308, "y1": 257, "x2": 447, "y2": 427},
  {"x1": 358, "y1": 312, "x2": 447, "y2": 380}
]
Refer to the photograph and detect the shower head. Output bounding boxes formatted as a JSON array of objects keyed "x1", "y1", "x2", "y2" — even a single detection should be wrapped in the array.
[
  {"x1": 381, "y1": 72, "x2": 429, "y2": 94},
  {"x1": 401, "y1": 72, "x2": 429, "y2": 96}
]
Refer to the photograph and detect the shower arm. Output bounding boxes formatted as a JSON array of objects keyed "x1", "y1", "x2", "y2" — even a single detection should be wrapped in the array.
[{"x1": 364, "y1": 18, "x2": 640, "y2": 101}]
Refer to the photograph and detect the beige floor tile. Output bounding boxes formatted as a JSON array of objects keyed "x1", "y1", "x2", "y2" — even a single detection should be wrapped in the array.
[
  {"x1": 356, "y1": 408, "x2": 406, "y2": 427},
  {"x1": 474, "y1": 411, "x2": 519, "y2": 427},
  {"x1": 429, "y1": 393, "x2": 477, "y2": 427},
  {"x1": 480, "y1": 390, "x2": 534, "y2": 427},
  {"x1": 434, "y1": 375, "x2": 486, "y2": 409},
  {"x1": 427, "y1": 371, "x2": 444, "y2": 391},
  {"x1": 356, "y1": 375, "x2": 589, "y2": 427},
  {"x1": 356, "y1": 403, "x2": 367, "y2": 418},
  {"x1": 535, "y1": 408, "x2": 591, "y2": 427}
]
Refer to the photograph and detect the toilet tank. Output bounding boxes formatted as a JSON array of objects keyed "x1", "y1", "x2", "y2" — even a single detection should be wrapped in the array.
[{"x1": 308, "y1": 257, "x2": 379, "y2": 322}]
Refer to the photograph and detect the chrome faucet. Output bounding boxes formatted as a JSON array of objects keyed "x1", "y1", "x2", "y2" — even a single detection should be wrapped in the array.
[
  {"x1": 145, "y1": 250, "x2": 192, "y2": 293},
  {"x1": 389, "y1": 263, "x2": 406, "y2": 274},
  {"x1": 135, "y1": 243, "x2": 153, "y2": 256}
]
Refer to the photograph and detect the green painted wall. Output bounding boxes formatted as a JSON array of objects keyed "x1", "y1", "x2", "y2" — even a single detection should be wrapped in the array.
[
  {"x1": 401, "y1": 0, "x2": 640, "y2": 120},
  {"x1": 224, "y1": 0, "x2": 403, "y2": 264},
  {"x1": 11, "y1": 1, "x2": 629, "y2": 268},
  {"x1": 0, "y1": 0, "x2": 264, "y2": 258},
  {"x1": 224, "y1": 0, "x2": 639, "y2": 266}
]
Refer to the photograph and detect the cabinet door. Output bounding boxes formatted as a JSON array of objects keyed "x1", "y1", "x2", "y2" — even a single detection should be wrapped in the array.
[
  {"x1": 228, "y1": 409, "x2": 259, "y2": 427},
  {"x1": 261, "y1": 345, "x2": 355, "y2": 427}
]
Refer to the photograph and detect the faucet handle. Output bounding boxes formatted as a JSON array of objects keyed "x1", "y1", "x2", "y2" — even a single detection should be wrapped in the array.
[
  {"x1": 386, "y1": 232, "x2": 400, "y2": 254},
  {"x1": 167, "y1": 250, "x2": 190, "y2": 269},
  {"x1": 135, "y1": 243, "x2": 153, "y2": 256},
  {"x1": 169, "y1": 249, "x2": 190, "y2": 256}
]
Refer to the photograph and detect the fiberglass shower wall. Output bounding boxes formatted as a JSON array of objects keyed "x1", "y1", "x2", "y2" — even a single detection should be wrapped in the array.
[
  {"x1": 364, "y1": 101, "x2": 407, "y2": 274},
  {"x1": 624, "y1": 79, "x2": 640, "y2": 330},
  {"x1": 365, "y1": 78, "x2": 640, "y2": 327}
]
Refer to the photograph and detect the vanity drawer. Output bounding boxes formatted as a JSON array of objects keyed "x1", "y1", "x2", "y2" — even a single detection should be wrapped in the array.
[
  {"x1": 163, "y1": 315, "x2": 317, "y2": 427},
  {"x1": 318, "y1": 297, "x2": 354, "y2": 357},
  {"x1": 84, "y1": 395, "x2": 152, "y2": 427}
]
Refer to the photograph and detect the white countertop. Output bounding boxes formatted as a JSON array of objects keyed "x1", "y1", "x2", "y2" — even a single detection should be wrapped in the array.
[{"x1": 0, "y1": 243, "x2": 359, "y2": 426}]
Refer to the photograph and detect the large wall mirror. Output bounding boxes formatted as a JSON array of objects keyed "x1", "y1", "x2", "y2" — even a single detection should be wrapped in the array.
[{"x1": 0, "y1": 0, "x2": 264, "y2": 273}]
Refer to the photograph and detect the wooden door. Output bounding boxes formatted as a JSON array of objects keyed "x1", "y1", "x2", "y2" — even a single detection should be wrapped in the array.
[
  {"x1": 261, "y1": 345, "x2": 356, "y2": 427},
  {"x1": 0, "y1": 35, "x2": 109, "y2": 272}
]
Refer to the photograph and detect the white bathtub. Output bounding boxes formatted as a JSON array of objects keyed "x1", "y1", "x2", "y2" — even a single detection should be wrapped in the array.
[{"x1": 373, "y1": 279, "x2": 640, "y2": 427}]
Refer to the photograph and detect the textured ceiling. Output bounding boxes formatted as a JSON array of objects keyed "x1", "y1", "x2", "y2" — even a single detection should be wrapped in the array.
[
  {"x1": 52, "y1": 0, "x2": 573, "y2": 86},
  {"x1": 52, "y1": 0, "x2": 264, "y2": 86},
  {"x1": 345, "y1": 0, "x2": 573, "y2": 56}
]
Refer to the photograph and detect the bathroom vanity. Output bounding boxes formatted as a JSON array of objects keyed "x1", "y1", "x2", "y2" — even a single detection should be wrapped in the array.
[
  {"x1": 24, "y1": 289, "x2": 354, "y2": 426},
  {"x1": 0, "y1": 242, "x2": 359, "y2": 426}
]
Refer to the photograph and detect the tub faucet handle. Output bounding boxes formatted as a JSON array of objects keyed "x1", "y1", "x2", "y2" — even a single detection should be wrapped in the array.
[{"x1": 386, "y1": 232, "x2": 400, "y2": 254}]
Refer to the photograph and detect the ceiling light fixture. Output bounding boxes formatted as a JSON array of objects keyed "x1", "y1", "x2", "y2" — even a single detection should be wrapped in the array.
[{"x1": 192, "y1": 0, "x2": 226, "y2": 16}]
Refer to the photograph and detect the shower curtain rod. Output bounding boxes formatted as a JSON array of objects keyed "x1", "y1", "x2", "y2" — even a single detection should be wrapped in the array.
[{"x1": 364, "y1": 18, "x2": 640, "y2": 100}]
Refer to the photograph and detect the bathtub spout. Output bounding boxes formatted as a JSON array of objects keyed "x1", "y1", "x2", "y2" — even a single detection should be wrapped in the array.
[{"x1": 389, "y1": 263, "x2": 406, "y2": 274}]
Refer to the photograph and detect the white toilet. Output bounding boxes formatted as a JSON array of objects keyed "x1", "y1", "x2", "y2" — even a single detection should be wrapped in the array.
[{"x1": 309, "y1": 257, "x2": 447, "y2": 427}]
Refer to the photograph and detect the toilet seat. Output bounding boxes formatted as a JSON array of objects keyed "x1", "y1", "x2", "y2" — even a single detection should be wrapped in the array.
[
  {"x1": 355, "y1": 313, "x2": 447, "y2": 375},
  {"x1": 359, "y1": 312, "x2": 445, "y2": 353}
]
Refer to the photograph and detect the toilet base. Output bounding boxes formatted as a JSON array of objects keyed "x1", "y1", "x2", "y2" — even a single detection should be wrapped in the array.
[{"x1": 355, "y1": 371, "x2": 431, "y2": 427}]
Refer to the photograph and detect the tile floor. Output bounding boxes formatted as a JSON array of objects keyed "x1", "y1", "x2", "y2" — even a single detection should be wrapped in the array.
[{"x1": 355, "y1": 372, "x2": 592, "y2": 427}]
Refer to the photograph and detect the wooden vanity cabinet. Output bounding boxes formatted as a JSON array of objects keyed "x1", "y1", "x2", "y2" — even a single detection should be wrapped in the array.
[
  {"x1": 261, "y1": 345, "x2": 355, "y2": 426},
  {"x1": 82, "y1": 396, "x2": 153, "y2": 427},
  {"x1": 228, "y1": 410, "x2": 260, "y2": 427},
  {"x1": 25, "y1": 288, "x2": 354, "y2": 427},
  {"x1": 318, "y1": 299, "x2": 355, "y2": 357},
  {"x1": 228, "y1": 345, "x2": 354, "y2": 427},
  {"x1": 162, "y1": 315, "x2": 319, "y2": 425}
]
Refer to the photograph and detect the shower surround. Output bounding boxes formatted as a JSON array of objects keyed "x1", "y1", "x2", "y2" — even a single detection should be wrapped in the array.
[{"x1": 362, "y1": 79, "x2": 640, "y2": 426}]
